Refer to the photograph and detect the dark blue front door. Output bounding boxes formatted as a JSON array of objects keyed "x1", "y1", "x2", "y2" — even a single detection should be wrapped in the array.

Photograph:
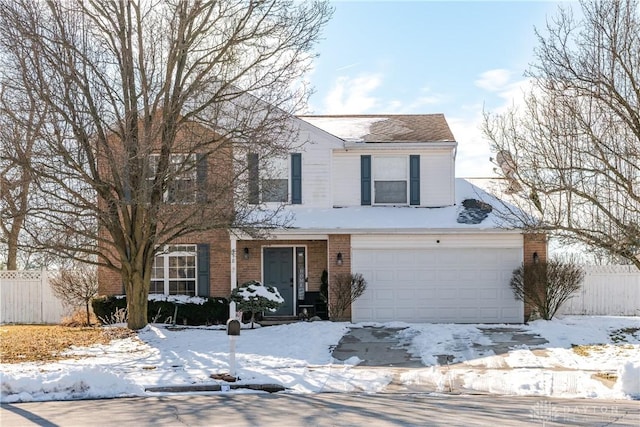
[{"x1": 263, "y1": 247, "x2": 294, "y2": 316}]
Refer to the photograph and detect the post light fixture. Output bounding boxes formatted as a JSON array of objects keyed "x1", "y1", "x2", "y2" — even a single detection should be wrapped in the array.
[
  {"x1": 243, "y1": 247, "x2": 250, "y2": 260},
  {"x1": 336, "y1": 252, "x2": 343, "y2": 266}
]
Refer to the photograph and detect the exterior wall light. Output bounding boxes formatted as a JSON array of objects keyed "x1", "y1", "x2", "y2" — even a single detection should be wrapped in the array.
[
  {"x1": 533, "y1": 252, "x2": 539, "y2": 264},
  {"x1": 243, "y1": 247, "x2": 250, "y2": 260},
  {"x1": 336, "y1": 252, "x2": 343, "y2": 266}
]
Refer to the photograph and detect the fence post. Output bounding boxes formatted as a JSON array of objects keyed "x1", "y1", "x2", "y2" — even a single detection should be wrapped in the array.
[{"x1": 41, "y1": 268, "x2": 47, "y2": 324}]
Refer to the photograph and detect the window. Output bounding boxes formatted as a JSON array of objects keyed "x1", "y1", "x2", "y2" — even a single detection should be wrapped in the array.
[
  {"x1": 373, "y1": 156, "x2": 407, "y2": 204},
  {"x1": 147, "y1": 154, "x2": 197, "y2": 203},
  {"x1": 150, "y1": 245, "x2": 197, "y2": 296},
  {"x1": 247, "y1": 153, "x2": 301, "y2": 204},
  {"x1": 262, "y1": 156, "x2": 288, "y2": 202}
]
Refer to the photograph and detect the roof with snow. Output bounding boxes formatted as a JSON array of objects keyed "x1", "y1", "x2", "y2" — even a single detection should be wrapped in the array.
[
  {"x1": 275, "y1": 179, "x2": 517, "y2": 234},
  {"x1": 298, "y1": 114, "x2": 455, "y2": 143}
]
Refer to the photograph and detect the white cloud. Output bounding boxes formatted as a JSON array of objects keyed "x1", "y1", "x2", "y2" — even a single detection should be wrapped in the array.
[
  {"x1": 475, "y1": 69, "x2": 512, "y2": 92},
  {"x1": 386, "y1": 87, "x2": 441, "y2": 114},
  {"x1": 476, "y1": 68, "x2": 535, "y2": 113},
  {"x1": 448, "y1": 111, "x2": 497, "y2": 178},
  {"x1": 322, "y1": 73, "x2": 382, "y2": 114}
]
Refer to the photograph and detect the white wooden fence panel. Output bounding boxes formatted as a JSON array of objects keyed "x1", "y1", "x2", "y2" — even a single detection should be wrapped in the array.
[
  {"x1": 558, "y1": 265, "x2": 640, "y2": 316},
  {"x1": 0, "y1": 270, "x2": 67, "y2": 324}
]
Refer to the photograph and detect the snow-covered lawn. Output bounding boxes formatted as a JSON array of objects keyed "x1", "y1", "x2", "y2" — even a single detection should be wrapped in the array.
[{"x1": 1, "y1": 316, "x2": 638, "y2": 402}]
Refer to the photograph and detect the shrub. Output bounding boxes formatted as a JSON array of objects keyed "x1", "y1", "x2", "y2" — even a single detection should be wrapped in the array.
[
  {"x1": 50, "y1": 265, "x2": 99, "y2": 326},
  {"x1": 230, "y1": 280, "x2": 284, "y2": 328},
  {"x1": 92, "y1": 295, "x2": 228, "y2": 326},
  {"x1": 323, "y1": 273, "x2": 367, "y2": 321},
  {"x1": 510, "y1": 258, "x2": 585, "y2": 320}
]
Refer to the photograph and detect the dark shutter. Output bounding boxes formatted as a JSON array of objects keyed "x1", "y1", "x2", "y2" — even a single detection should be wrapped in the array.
[
  {"x1": 410, "y1": 155, "x2": 420, "y2": 205},
  {"x1": 197, "y1": 244, "x2": 210, "y2": 297},
  {"x1": 196, "y1": 153, "x2": 207, "y2": 203},
  {"x1": 247, "y1": 153, "x2": 259, "y2": 204},
  {"x1": 291, "y1": 153, "x2": 302, "y2": 204},
  {"x1": 360, "y1": 155, "x2": 371, "y2": 205}
]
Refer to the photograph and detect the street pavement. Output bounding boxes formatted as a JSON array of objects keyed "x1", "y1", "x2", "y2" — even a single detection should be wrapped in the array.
[{"x1": 2, "y1": 393, "x2": 639, "y2": 427}]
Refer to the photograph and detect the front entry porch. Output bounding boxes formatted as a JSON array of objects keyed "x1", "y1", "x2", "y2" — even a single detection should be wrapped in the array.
[{"x1": 233, "y1": 238, "x2": 332, "y2": 320}]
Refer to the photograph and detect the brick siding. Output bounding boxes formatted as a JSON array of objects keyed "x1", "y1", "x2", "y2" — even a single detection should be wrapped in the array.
[
  {"x1": 327, "y1": 234, "x2": 352, "y2": 321},
  {"x1": 523, "y1": 232, "x2": 548, "y2": 321}
]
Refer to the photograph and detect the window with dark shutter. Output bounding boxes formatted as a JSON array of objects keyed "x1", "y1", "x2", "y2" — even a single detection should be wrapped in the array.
[
  {"x1": 361, "y1": 155, "x2": 371, "y2": 205},
  {"x1": 410, "y1": 155, "x2": 420, "y2": 205},
  {"x1": 248, "y1": 152, "x2": 259, "y2": 204},
  {"x1": 291, "y1": 153, "x2": 302, "y2": 204},
  {"x1": 196, "y1": 153, "x2": 207, "y2": 203}
]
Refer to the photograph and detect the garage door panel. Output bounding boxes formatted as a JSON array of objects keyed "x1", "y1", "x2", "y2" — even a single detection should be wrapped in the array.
[
  {"x1": 374, "y1": 270, "x2": 394, "y2": 281},
  {"x1": 352, "y1": 246, "x2": 523, "y2": 323},
  {"x1": 396, "y1": 270, "x2": 415, "y2": 281},
  {"x1": 479, "y1": 288, "x2": 498, "y2": 299}
]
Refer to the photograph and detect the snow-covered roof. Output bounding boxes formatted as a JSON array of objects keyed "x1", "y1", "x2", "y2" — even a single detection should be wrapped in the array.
[
  {"x1": 299, "y1": 114, "x2": 456, "y2": 143},
  {"x1": 278, "y1": 179, "x2": 517, "y2": 234}
]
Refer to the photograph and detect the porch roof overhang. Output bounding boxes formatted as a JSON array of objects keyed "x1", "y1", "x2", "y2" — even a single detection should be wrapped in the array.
[
  {"x1": 270, "y1": 204, "x2": 523, "y2": 237},
  {"x1": 234, "y1": 178, "x2": 527, "y2": 240}
]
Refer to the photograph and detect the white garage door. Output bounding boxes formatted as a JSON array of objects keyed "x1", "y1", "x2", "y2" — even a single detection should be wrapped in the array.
[{"x1": 352, "y1": 244, "x2": 523, "y2": 323}]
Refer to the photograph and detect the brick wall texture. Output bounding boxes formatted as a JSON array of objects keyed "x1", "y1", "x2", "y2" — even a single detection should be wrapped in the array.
[{"x1": 523, "y1": 232, "x2": 549, "y2": 321}]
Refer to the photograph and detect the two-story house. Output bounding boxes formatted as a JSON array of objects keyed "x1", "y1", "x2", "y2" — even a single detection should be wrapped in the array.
[{"x1": 98, "y1": 113, "x2": 546, "y2": 323}]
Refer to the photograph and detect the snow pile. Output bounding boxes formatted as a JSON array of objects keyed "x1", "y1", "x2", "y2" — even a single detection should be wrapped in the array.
[
  {"x1": 1, "y1": 366, "x2": 145, "y2": 403},
  {"x1": 616, "y1": 362, "x2": 640, "y2": 398},
  {"x1": 1, "y1": 316, "x2": 638, "y2": 402}
]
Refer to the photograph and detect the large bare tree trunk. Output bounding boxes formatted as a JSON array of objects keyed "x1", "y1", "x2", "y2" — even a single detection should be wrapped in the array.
[
  {"x1": 0, "y1": 0, "x2": 332, "y2": 329},
  {"x1": 124, "y1": 272, "x2": 149, "y2": 331}
]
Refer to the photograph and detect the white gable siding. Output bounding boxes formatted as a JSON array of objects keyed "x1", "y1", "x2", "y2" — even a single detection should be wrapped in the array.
[
  {"x1": 421, "y1": 149, "x2": 455, "y2": 207},
  {"x1": 289, "y1": 120, "x2": 344, "y2": 208},
  {"x1": 332, "y1": 153, "x2": 361, "y2": 207},
  {"x1": 331, "y1": 147, "x2": 455, "y2": 207}
]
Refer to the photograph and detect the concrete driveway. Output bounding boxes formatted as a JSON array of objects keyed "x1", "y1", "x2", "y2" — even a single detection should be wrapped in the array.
[{"x1": 331, "y1": 325, "x2": 548, "y2": 367}]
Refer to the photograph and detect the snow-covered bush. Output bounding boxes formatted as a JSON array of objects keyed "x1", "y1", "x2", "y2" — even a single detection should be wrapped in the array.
[{"x1": 230, "y1": 280, "x2": 284, "y2": 328}]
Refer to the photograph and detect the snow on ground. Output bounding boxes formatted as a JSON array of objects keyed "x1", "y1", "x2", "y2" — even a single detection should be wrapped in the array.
[{"x1": 1, "y1": 316, "x2": 638, "y2": 402}]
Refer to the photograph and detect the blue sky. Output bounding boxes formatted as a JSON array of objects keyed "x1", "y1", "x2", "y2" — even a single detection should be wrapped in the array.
[{"x1": 307, "y1": 1, "x2": 568, "y2": 177}]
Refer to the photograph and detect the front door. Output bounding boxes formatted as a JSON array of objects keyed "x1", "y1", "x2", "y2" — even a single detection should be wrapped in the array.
[{"x1": 263, "y1": 247, "x2": 294, "y2": 316}]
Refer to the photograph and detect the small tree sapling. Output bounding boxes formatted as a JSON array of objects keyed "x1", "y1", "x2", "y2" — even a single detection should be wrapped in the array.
[{"x1": 230, "y1": 280, "x2": 284, "y2": 328}]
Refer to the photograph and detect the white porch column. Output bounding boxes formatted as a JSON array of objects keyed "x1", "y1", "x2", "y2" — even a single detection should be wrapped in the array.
[{"x1": 230, "y1": 236, "x2": 237, "y2": 319}]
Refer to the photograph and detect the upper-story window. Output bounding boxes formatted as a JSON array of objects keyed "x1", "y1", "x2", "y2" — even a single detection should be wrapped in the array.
[
  {"x1": 262, "y1": 156, "x2": 289, "y2": 203},
  {"x1": 248, "y1": 152, "x2": 301, "y2": 204},
  {"x1": 148, "y1": 154, "x2": 197, "y2": 203},
  {"x1": 361, "y1": 154, "x2": 419, "y2": 206},
  {"x1": 150, "y1": 245, "x2": 197, "y2": 295},
  {"x1": 373, "y1": 156, "x2": 408, "y2": 204}
]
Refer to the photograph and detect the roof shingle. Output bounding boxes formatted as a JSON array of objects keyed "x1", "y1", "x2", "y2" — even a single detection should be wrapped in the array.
[{"x1": 299, "y1": 114, "x2": 456, "y2": 143}]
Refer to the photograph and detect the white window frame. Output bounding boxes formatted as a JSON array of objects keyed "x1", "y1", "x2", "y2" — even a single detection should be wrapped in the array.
[
  {"x1": 261, "y1": 155, "x2": 290, "y2": 203},
  {"x1": 150, "y1": 245, "x2": 198, "y2": 296},
  {"x1": 148, "y1": 154, "x2": 197, "y2": 204},
  {"x1": 372, "y1": 156, "x2": 409, "y2": 205}
]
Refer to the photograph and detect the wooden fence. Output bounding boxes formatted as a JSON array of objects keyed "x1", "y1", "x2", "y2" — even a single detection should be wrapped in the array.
[
  {"x1": 0, "y1": 270, "x2": 67, "y2": 324},
  {"x1": 558, "y1": 265, "x2": 640, "y2": 316}
]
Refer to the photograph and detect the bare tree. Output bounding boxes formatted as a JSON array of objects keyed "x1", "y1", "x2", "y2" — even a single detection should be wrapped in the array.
[
  {"x1": 324, "y1": 273, "x2": 367, "y2": 321},
  {"x1": 50, "y1": 264, "x2": 100, "y2": 326},
  {"x1": 0, "y1": 84, "x2": 45, "y2": 270},
  {"x1": 483, "y1": 0, "x2": 640, "y2": 269},
  {"x1": 0, "y1": 0, "x2": 332, "y2": 329},
  {"x1": 510, "y1": 258, "x2": 585, "y2": 320}
]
